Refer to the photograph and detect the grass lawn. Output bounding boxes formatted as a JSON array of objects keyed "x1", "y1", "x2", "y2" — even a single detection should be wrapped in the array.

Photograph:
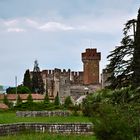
[
  {"x1": 0, "y1": 133, "x2": 96, "y2": 140},
  {"x1": 0, "y1": 111, "x2": 91, "y2": 124}
]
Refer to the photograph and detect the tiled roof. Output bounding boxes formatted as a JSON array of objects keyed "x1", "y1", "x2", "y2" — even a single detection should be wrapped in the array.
[
  {"x1": 0, "y1": 103, "x2": 9, "y2": 109},
  {"x1": 0, "y1": 94, "x2": 45, "y2": 100}
]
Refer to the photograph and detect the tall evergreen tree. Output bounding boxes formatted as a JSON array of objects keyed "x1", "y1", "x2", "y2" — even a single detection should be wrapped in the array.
[
  {"x1": 106, "y1": 19, "x2": 136, "y2": 89},
  {"x1": 16, "y1": 94, "x2": 22, "y2": 106},
  {"x1": 54, "y1": 92, "x2": 60, "y2": 106},
  {"x1": 27, "y1": 93, "x2": 33, "y2": 103},
  {"x1": 3, "y1": 95, "x2": 9, "y2": 105},
  {"x1": 132, "y1": 8, "x2": 140, "y2": 88},
  {"x1": 23, "y1": 69, "x2": 32, "y2": 91},
  {"x1": 32, "y1": 60, "x2": 44, "y2": 94},
  {"x1": 44, "y1": 92, "x2": 50, "y2": 103}
]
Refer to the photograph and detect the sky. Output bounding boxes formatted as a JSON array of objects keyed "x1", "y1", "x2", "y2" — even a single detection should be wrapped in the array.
[{"x1": 0, "y1": 0, "x2": 140, "y2": 86}]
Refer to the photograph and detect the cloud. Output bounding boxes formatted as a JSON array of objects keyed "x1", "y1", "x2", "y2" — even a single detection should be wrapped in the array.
[
  {"x1": 7, "y1": 28, "x2": 26, "y2": 32},
  {"x1": 38, "y1": 22, "x2": 75, "y2": 32},
  {"x1": 4, "y1": 19, "x2": 18, "y2": 26},
  {"x1": 25, "y1": 18, "x2": 39, "y2": 28}
]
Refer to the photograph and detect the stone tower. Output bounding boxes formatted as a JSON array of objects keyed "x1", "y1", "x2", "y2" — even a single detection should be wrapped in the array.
[{"x1": 82, "y1": 48, "x2": 101, "y2": 85}]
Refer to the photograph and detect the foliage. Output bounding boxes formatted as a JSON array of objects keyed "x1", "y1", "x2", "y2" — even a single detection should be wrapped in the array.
[
  {"x1": 27, "y1": 94, "x2": 33, "y2": 104},
  {"x1": 132, "y1": 8, "x2": 140, "y2": 88},
  {"x1": 82, "y1": 89, "x2": 111, "y2": 117},
  {"x1": 0, "y1": 85, "x2": 4, "y2": 91},
  {"x1": 64, "y1": 96, "x2": 73, "y2": 109},
  {"x1": 3, "y1": 95, "x2": 13, "y2": 109},
  {"x1": 6, "y1": 86, "x2": 31, "y2": 94},
  {"x1": 106, "y1": 19, "x2": 136, "y2": 89},
  {"x1": 23, "y1": 69, "x2": 32, "y2": 91},
  {"x1": 44, "y1": 92, "x2": 50, "y2": 104},
  {"x1": 93, "y1": 104, "x2": 133, "y2": 140},
  {"x1": 3, "y1": 95, "x2": 9, "y2": 105},
  {"x1": 105, "y1": 9, "x2": 140, "y2": 89},
  {"x1": 54, "y1": 92, "x2": 60, "y2": 106},
  {"x1": 16, "y1": 95, "x2": 22, "y2": 106},
  {"x1": 83, "y1": 87, "x2": 140, "y2": 139},
  {"x1": 31, "y1": 60, "x2": 44, "y2": 94}
]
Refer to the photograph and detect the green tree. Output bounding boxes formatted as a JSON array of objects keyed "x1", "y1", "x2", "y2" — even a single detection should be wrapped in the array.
[
  {"x1": 32, "y1": 60, "x2": 44, "y2": 94},
  {"x1": 54, "y1": 92, "x2": 60, "y2": 106},
  {"x1": 44, "y1": 92, "x2": 50, "y2": 103},
  {"x1": 6, "y1": 86, "x2": 31, "y2": 94},
  {"x1": 64, "y1": 96, "x2": 73, "y2": 108},
  {"x1": 93, "y1": 104, "x2": 133, "y2": 140},
  {"x1": 3, "y1": 95, "x2": 9, "y2": 105},
  {"x1": 0, "y1": 85, "x2": 4, "y2": 91},
  {"x1": 23, "y1": 69, "x2": 32, "y2": 91},
  {"x1": 16, "y1": 94, "x2": 22, "y2": 106},
  {"x1": 27, "y1": 93, "x2": 33, "y2": 103},
  {"x1": 106, "y1": 19, "x2": 136, "y2": 89},
  {"x1": 132, "y1": 8, "x2": 140, "y2": 88}
]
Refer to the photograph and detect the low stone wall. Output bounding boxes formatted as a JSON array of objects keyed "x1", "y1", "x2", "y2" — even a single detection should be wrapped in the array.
[
  {"x1": 16, "y1": 111, "x2": 70, "y2": 117},
  {"x1": 0, "y1": 123, "x2": 93, "y2": 136}
]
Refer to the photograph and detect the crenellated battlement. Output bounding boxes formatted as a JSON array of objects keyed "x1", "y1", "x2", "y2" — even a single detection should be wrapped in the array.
[{"x1": 82, "y1": 48, "x2": 101, "y2": 61}]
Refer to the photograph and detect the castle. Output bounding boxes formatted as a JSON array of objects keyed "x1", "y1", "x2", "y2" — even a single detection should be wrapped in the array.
[{"x1": 41, "y1": 48, "x2": 101, "y2": 103}]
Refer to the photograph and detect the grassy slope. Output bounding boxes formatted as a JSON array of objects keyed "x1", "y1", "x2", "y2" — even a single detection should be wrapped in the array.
[{"x1": 0, "y1": 112, "x2": 91, "y2": 124}]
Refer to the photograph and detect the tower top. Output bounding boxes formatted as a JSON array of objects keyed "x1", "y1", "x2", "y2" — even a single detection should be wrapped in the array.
[{"x1": 82, "y1": 48, "x2": 101, "y2": 61}]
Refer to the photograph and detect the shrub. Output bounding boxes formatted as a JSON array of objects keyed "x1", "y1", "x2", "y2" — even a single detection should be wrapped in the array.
[
  {"x1": 93, "y1": 104, "x2": 133, "y2": 140},
  {"x1": 64, "y1": 96, "x2": 73, "y2": 109},
  {"x1": 54, "y1": 92, "x2": 60, "y2": 106},
  {"x1": 27, "y1": 94, "x2": 33, "y2": 104}
]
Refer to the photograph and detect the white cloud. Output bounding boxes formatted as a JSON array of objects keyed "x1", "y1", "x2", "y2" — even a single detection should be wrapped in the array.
[
  {"x1": 7, "y1": 28, "x2": 26, "y2": 32},
  {"x1": 25, "y1": 18, "x2": 39, "y2": 28},
  {"x1": 4, "y1": 19, "x2": 18, "y2": 26},
  {"x1": 39, "y1": 22, "x2": 75, "y2": 32}
]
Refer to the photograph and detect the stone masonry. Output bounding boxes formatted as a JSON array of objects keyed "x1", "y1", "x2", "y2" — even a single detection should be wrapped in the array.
[
  {"x1": 16, "y1": 111, "x2": 70, "y2": 117},
  {"x1": 0, "y1": 123, "x2": 93, "y2": 136}
]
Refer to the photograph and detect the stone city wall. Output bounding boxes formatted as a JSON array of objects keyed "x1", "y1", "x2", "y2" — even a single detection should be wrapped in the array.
[
  {"x1": 0, "y1": 123, "x2": 93, "y2": 136},
  {"x1": 16, "y1": 111, "x2": 70, "y2": 117}
]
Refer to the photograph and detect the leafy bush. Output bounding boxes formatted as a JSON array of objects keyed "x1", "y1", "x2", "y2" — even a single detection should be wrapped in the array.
[
  {"x1": 64, "y1": 96, "x2": 73, "y2": 109},
  {"x1": 93, "y1": 104, "x2": 133, "y2": 140},
  {"x1": 6, "y1": 85, "x2": 31, "y2": 94}
]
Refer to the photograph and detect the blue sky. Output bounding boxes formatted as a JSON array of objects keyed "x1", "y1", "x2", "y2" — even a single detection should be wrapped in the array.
[{"x1": 0, "y1": 0, "x2": 140, "y2": 86}]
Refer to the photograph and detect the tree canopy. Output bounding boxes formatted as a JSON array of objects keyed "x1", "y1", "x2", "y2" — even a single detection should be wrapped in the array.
[{"x1": 106, "y1": 10, "x2": 139, "y2": 89}]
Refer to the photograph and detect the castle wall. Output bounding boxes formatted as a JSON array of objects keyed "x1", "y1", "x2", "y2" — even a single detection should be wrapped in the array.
[{"x1": 40, "y1": 48, "x2": 101, "y2": 103}]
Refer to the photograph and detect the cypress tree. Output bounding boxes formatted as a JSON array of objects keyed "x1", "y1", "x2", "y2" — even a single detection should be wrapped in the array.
[
  {"x1": 16, "y1": 95, "x2": 22, "y2": 106},
  {"x1": 132, "y1": 8, "x2": 140, "y2": 88},
  {"x1": 54, "y1": 92, "x2": 60, "y2": 106},
  {"x1": 32, "y1": 60, "x2": 44, "y2": 94},
  {"x1": 64, "y1": 96, "x2": 73, "y2": 108},
  {"x1": 27, "y1": 93, "x2": 33, "y2": 103},
  {"x1": 44, "y1": 92, "x2": 50, "y2": 103},
  {"x1": 23, "y1": 69, "x2": 32, "y2": 91},
  {"x1": 3, "y1": 95, "x2": 9, "y2": 105}
]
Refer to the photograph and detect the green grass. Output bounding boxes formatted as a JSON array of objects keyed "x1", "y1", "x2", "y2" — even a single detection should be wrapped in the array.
[
  {"x1": 0, "y1": 133, "x2": 96, "y2": 140},
  {"x1": 0, "y1": 112, "x2": 91, "y2": 124}
]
